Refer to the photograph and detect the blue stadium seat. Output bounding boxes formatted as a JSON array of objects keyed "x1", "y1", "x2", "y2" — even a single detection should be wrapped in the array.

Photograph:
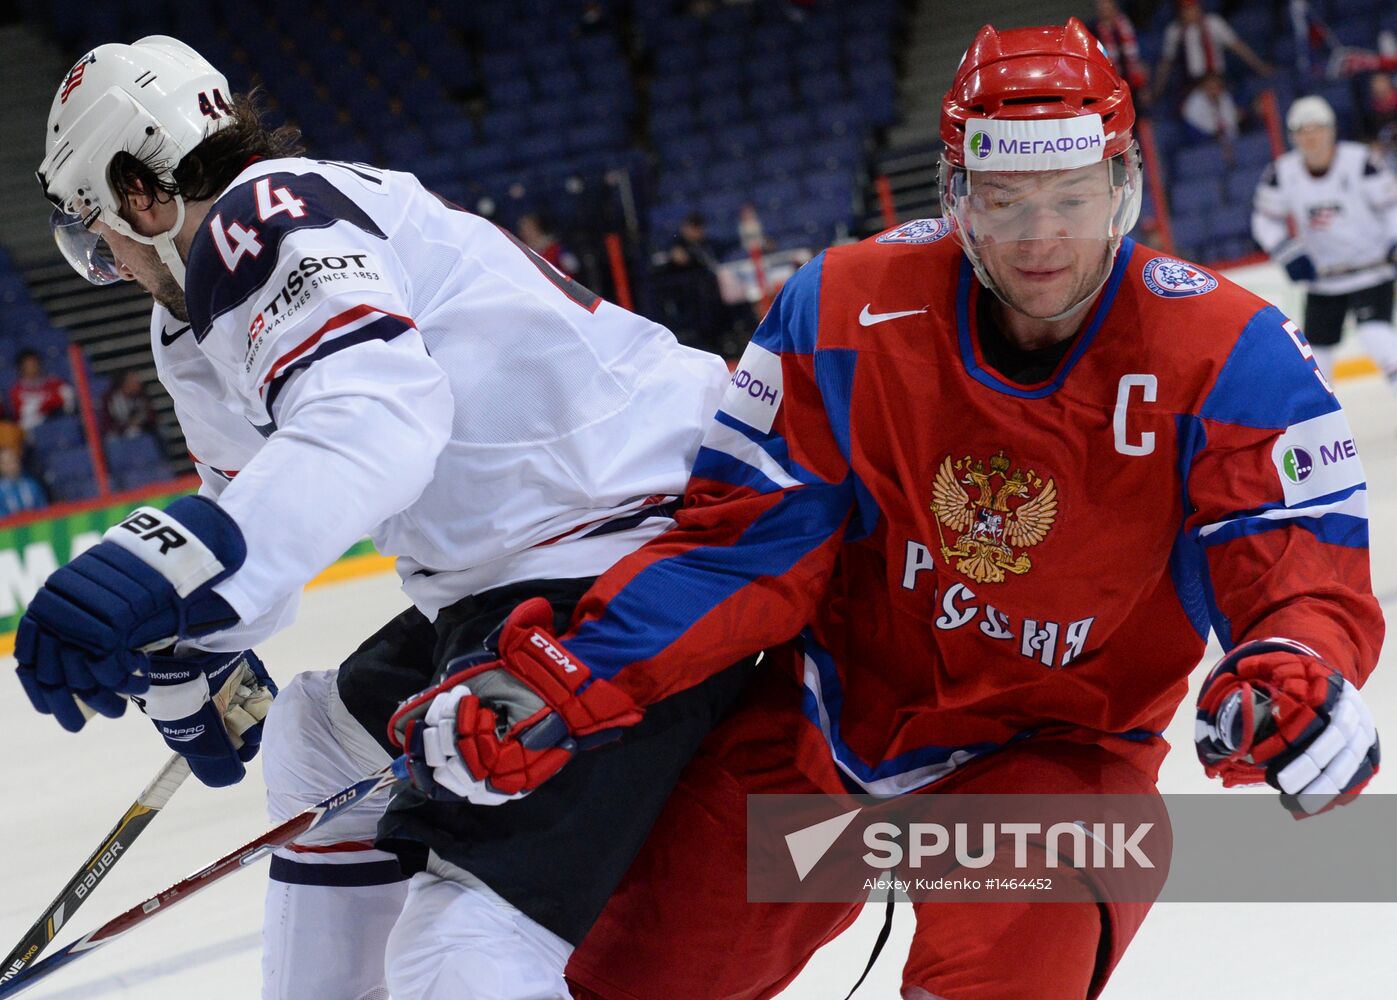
[
  {"x1": 569, "y1": 120, "x2": 624, "y2": 154},
  {"x1": 651, "y1": 75, "x2": 695, "y2": 107},
  {"x1": 1231, "y1": 132, "x2": 1274, "y2": 171},
  {"x1": 1226, "y1": 169, "x2": 1263, "y2": 205},
  {"x1": 106, "y1": 433, "x2": 169, "y2": 490},
  {"x1": 39, "y1": 447, "x2": 95, "y2": 502},
  {"x1": 1210, "y1": 203, "x2": 1253, "y2": 241},
  {"x1": 28, "y1": 415, "x2": 84, "y2": 453},
  {"x1": 712, "y1": 121, "x2": 763, "y2": 159},
  {"x1": 749, "y1": 82, "x2": 797, "y2": 117},
  {"x1": 651, "y1": 104, "x2": 696, "y2": 139},
  {"x1": 805, "y1": 172, "x2": 854, "y2": 203},
  {"x1": 757, "y1": 145, "x2": 808, "y2": 181},
  {"x1": 537, "y1": 68, "x2": 582, "y2": 96},
  {"x1": 807, "y1": 135, "x2": 863, "y2": 173},
  {"x1": 1170, "y1": 213, "x2": 1211, "y2": 258},
  {"x1": 703, "y1": 34, "x2": 746, "y2": 65},
  {"x1": 800, "y1": 73, "x2": 848, "y2": 106},
  {"x1": 663, "y1": 133, "x2": 715, "y2": 170},
  {"x1": 490, "y1": 77, "x2": 534, "y2": 108},
  {"x1": 707, "y1": 160, "x2": 752, "y2": 192},
  {"x1": 698, "y1": 93, "x2": 746, "y2": 129},
  {"x1": 745, "y1": 55, "x2": 792, "y2": 89},
  {"x1": 762, "y1": 111, "x2": 816, "y2": 147},
  {"x1": 1169, "y1": 179, "x2": 1223, "y2": 216},
  {"x1": 582, "y1": 60, "x2": 631, "y2": 92},
  {"x1": 527, "y1": 101, "x2": 575, "y2": 133},
  {"x1": 430, "y1": 118, "x2": 478, "y2": 152},
  {"x1": 1173, "y1": 143, "x2": 1228, "y2": 182}
]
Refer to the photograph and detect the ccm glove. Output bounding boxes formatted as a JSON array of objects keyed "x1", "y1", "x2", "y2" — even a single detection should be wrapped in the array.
[
  {"x1": 15, "y1": 496, "x2": 244, "y2": 732},
  {"x1": 388, "y1": 598, "x2": 643, "y2": 805},
  {"x1": 1196, "y1": 638, "x2": 1380, "y2": 815},
  {"x1": 136, "y1": 649, "x2": 277, "y2": 787}
]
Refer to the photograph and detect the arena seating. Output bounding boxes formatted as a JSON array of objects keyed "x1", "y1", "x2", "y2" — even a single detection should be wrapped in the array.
[{"x1": 1135, "y1": 0, "x2": 1397, "y2": 262}]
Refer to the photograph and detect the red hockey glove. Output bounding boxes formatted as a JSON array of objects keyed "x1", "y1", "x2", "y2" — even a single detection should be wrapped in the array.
[
  {"x1": 1196, "y1": 638, "x2": 1380, "y2": 816},
  {"x1": 387, "y1": 598, "x2": 643, "y2": 804}
]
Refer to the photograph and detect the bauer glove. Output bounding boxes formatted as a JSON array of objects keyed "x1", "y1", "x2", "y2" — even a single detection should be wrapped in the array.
[
  {"x1": 15, "y1": 497, "x2": 244, "y2": 732},
  {"x1": 1196, "y1": 637, "x2": 1380, "y2": 816},
  {"x1": 135, "y1": 648, "x2": 277, "y2": 787},
  {"x1": 387, "y1": 598, "x2": 642, "y2": 805}
]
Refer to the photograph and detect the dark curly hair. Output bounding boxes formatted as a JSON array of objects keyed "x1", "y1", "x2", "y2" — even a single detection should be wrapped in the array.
[{"x1": 107, "y1": 88, "x2": 304, "y2": 209}]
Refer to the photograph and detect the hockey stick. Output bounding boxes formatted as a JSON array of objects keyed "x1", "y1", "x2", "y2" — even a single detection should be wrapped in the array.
[
  {"x1": 0, "y1": 759, "x2": 405, "y2": 998},
  {"x1": 0, "y1": 752, "x2": 191, "y2": 987}
]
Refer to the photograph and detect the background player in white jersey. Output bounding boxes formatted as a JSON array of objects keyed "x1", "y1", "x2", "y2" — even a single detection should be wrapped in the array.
[
  {"x1": 1252, "y1": 95, "x2": 1397, "y2": 385},
  {"x1": 21, "y1": 36, "x2": 752, "y2": 1000}
]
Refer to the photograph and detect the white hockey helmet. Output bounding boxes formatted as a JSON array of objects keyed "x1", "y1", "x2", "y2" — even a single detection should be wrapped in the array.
[
  {"x1": 37, "y1": 36, "x2": 234, "y2": 288},
  {"x1": 1286, "y1": 95, "x2": 1336, "y2": 132}
]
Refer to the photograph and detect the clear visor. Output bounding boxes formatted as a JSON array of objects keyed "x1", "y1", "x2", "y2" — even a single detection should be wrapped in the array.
[
  {"x1": 943, "y1": 147, "x2": 1142, "y2": 254},
  {"x1": 50, "y1": 206, "x2": 123, "y2": 286}
]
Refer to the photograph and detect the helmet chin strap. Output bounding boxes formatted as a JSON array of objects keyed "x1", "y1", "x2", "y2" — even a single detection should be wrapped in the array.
[
  {"x1": 105, "y1": 193, "x2": 189, "y2": 289},
  {"x1": 151, "y1": 195, "x2": 188, "y2": 289}
]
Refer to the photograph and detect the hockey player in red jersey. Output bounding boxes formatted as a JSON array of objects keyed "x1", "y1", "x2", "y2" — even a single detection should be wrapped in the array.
[{"x1": 388, "y1": 19, "x2": 1384, "y2": 998}]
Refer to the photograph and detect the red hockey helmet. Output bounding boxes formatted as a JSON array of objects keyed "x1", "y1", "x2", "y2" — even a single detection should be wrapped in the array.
[
  {"x1": 938, "y1": 19, "x2": 1142, "y2": 322},
  {"x1": 941, "y1": 17, "x2": 1136, "y2": 168}
]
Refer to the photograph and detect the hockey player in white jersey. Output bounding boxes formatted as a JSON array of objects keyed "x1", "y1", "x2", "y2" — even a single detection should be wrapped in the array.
[
  {"x1": 1252, "y1": 95, "x2": 1397, "y2": 385},
  {"x1": 22, "y1": 36, "x2": 750, "y2": 1000}
]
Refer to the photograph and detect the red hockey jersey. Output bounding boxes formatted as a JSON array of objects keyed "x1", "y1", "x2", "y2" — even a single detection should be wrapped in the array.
[{"x1": 566, "y1": 223, "x2": 1383, "y2": 795}]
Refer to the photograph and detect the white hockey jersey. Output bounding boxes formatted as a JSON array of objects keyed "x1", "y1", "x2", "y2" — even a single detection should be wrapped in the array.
[
  {"x1": 1251, "y1": 141, "x2": 1397, "y2": 295},
  {"x1": 161, "y1": 156, "x2": 727, "y2": 647}
]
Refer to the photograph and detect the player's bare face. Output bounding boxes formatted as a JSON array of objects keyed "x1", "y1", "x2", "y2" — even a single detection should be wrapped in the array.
[
  {"x1": 1293, "y1": 125, "x2": 1336, "y2": 172},
  {"x1": 967, "y1": 165, "x2": 1116, "y2": 322},
  {"x1": 91, "y1": 218, "x2": 189, "y2": 322}
]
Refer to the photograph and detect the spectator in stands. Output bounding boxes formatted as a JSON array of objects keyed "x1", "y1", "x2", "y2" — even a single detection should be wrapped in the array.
[
  {"x1": 674, "y1": 211, "x2": 722, "y2": 271},
  {"x1": 517, "y1": 212, "x2": 580, "y2": 278},
  {"x1": 1093, "y1": 0, "x2": 1148, "y2": 96},
  {"x1": 1152, "y1": 0, "x2": 1271, "y2": 104},
  {"x1": 0, "y1": 410, "x2": 22, "y2": 455},
  {"x1": 102, "y1": 369, "x2": 155, "y2": 439},
  {"x1": 0, "y1": 446, "x2": 46, "y2": 517},
  {"x1": 1181, "y1": 72, "x2": 1242, "y2": 146},
  {"x1": 658, "y1": 212, "x2": 732, "y2": 355},
  {"x1": 9, "y1": 349, "x2": 75, "y2": 434}
]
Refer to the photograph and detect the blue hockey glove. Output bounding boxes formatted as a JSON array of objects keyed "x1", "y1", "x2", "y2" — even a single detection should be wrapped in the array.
[
  {"x1": 15, "y1": 496, "x2": 245, "y2": 732},
  {"x1": 135, "y1": 648, "x2": 277, "y2": 787},
  {"x1": 1282, "y1": 254, "x2": 1317, "y2": 283}
]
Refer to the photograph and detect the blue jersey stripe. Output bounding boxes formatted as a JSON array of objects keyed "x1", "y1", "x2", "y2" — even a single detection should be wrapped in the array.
[
  {"x1": 1169, "y1": 415, "x2": 1213, "y2": 640},
  {"x1": 1201, "y1": 306, "x2": 1338, "y2": 429},
  {"x1": 690, "y1": 445, "x2": 793, "y2": 495},
  {"x1": 955, "y1": 238, "x2": 1134, "y2": 399},
  {"x1": 1198, "y1": 510, "x2": 1368, "y2": 550},
  {"x1": 799, "y1": 634, "x2": 1027, "y2": 784},
  {"x1": 751, "y1": 252, "x2": 824, "y2": 356},
  {"x1": 712, "y1": 410, "x2": 824, "y2": 486},
  {"x1": 568, "y1": 475, "x2": 854, "y2": 675}
]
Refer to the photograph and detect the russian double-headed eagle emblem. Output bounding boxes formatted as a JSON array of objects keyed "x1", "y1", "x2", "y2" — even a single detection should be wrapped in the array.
[{"x1": 930, "y1": 450, "x2": 1057, "y2": 584}]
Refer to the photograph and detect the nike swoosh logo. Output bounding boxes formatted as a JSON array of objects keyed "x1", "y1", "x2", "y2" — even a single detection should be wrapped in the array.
[
  {"x1": 859, "y1": 305, "x2": 927, "y2": 326},
  {"x1": 159, "y1": 324, "x2": 191, "y2": 346}
]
